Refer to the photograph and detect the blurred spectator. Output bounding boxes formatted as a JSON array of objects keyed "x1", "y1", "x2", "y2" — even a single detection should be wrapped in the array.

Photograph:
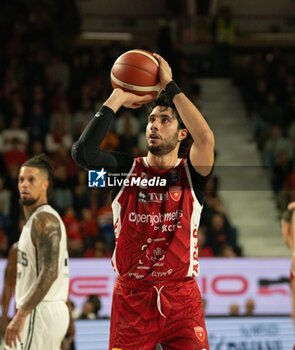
[
  {"x1": 72, "y1": 169, "x2": 91, "y2": 215},
  {"x1": 262, "y1": 125, "x2": 293, "y2": 168},
  {"x1": 62, "y1": 207, "x2": 83, "y2": 257},
  {"x1": 218, "y1": 243, "x2": 238, "y2": 257},
  {"x1": 235, "y1": 50, "x2": 295, "y2": 216},
  {"x1": 45, "y1": 55, "x2": 70, "y2": 91},
  {"x1": 245, "y1": 298, "x2": 255, "y2": 316},
  {"x1": 271, "y1": 150, "x2": 293, "y2": 194},
  {"x1": 84, "y1": 238, "x2": 108, "y2": 258},
  {"x1": 80, "y1": 208, "x2": 99, "y2": 249},
  {"x1": 72, "y1": 97, "x2": 93, "y2": 139},
  {"x1": 45, "y1": 117, "x2": 73, "y2": 154},
  {"x1": 26, "y1": 102, "x2": 49, "y2": 142},
  {"x1": 198, "y1": 225, "x2": 214, "y2": 257},
  {"x1": 229, "y1": 303, "x2": 240, "y2": 316},
  {"x1": 73, "y1": 295, "x2": 102, "y2": 320},
  {"x1": 96, "y1": 192, "x2": 115, "y2": 253},
  {"x1": 29, "y1": 140, "x2": 46, "y2": 157},
  {"x1": 211, "y1": 5, "x2": 237, "y2": 76},
  {"x1": 0, "y1": 176, "x2": 11, "y2": 216},
  {"x1": 206, "y1": 212, "x2": 238, "y2": 255},
  {"x1": 156, "y1": 11, "x2": 180, "y2": 79},
  {"x1": 50, "y1": 86, "x2": 72, "y2": 128},
  {"x1": 1, "y1": 116, "x2": 28, "y2": 152},
  {"x1": 54, "y1": 165, "x2": 74, "y2": 212},
  {"x1": 2, "y1": 138, "x2": 28, "y2": 170},
  {"x1": 74, "y1": 300, "x2": 97, "y2": 320},
  {"x1": 115, "y1": 110, "x2": 140, "y2": 153}
]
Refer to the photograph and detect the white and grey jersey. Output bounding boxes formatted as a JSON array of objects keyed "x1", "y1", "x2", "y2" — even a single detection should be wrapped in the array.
[{"x1": 15, "y1": 204, "x2": 69, "y2": 308}]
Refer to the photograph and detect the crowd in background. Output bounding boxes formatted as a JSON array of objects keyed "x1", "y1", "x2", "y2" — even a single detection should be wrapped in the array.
[
  {"x1": 0, "y1": 0, "x2": 242, "y2": 259},
  {"x1": 235, "y1": 50, "x2": 295, "y2": 213}
]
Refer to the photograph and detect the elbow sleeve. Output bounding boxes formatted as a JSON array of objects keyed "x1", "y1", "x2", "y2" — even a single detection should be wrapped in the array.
[{"x1": 71, "y1": 141, "x2": 87, "y2": 169}]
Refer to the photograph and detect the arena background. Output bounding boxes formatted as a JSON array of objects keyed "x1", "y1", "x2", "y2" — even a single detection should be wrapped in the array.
[{"x1": 1, "y1": 0, "x2": 295, "y2": 348}]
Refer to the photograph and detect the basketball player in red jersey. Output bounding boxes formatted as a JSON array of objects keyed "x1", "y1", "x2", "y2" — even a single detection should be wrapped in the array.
[
  {"x1": 72, "y1": 53, "x2": 214, "y2": 350},
  {"x1": 281, "y1": 204, "x2": 295, "y2": 349}
]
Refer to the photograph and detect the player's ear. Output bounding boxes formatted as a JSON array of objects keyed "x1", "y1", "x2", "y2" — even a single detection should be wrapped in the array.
[
  {"x1": 42, "y1": 179, "x2": 49, "y2": 193},
  {"x1": 178, "y1": 128, "x2": 188, "y2": 141}
]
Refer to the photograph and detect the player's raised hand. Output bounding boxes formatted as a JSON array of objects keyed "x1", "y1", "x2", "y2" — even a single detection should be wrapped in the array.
[
  {"x1": 104, "y1": 88, "x2": 153, "y2": 111},
  {"x1": 153, "y1": 53, "x2": 173, "y2": 90},
  {"x1": 121, "y1": 90, "x2": 154, "y2": 109},
  {"x1": 288, "y1": 202, "x2": 295, "y2": 211}
]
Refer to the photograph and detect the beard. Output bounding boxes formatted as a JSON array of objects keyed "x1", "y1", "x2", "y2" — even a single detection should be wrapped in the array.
[
  {"x1": 19, "y1": 197, "x2": 38, "y2": 206},
  {"x1": 147, "y1": 132, "x2": 179, "y2": 156}
]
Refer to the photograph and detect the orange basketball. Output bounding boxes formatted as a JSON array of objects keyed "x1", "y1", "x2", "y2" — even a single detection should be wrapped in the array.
[{"x1": 110, "y1": 49, "x2": 161, "y2": 99}]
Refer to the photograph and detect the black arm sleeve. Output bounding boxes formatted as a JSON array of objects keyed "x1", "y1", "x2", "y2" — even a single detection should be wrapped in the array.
[
  {"x1": 71, "y1": 105, "x2": 124, "y2": 171},
  {"x1": 187, "y1": 157, "x2": 213, "y2": 205}
]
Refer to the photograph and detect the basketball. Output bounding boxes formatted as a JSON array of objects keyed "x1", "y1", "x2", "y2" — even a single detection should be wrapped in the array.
[{"x1": 110, "y1": 49, "x2": 161, "y2": 99}]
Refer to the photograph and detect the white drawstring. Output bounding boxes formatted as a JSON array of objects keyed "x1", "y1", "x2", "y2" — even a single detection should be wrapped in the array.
[{"x1": 153, "y1": 285, "x2": 166, "y2": 318}]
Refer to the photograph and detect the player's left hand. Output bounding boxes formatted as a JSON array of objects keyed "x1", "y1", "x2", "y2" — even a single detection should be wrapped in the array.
[
  {"x1": 4, "y1": 311, "x2": 26, "y2": 348},
  {"x1": 153, "y1": 53, "x2": 173, "y2": 90}
]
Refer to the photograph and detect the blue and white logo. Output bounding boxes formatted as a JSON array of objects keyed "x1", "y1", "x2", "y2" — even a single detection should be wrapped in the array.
[{"x1": 88, "y1": 169, "x2": 107, "y2": 187}]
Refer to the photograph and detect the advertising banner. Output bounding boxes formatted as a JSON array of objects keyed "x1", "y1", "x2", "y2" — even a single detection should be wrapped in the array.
[
  {"x1": 0, "y1": 257, "x2": 292, "y2": 317},
  {"x1": 74, "y1": 317, "x2": 295, "y2": 350}
]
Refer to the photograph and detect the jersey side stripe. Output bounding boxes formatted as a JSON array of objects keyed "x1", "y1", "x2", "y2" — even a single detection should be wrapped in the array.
[
  {"x1": 24, "y1": 309, "x2": 36, "y2": 350},
  {"x1": 184, "y1": 160, "x2": 202, "y2": 277}
]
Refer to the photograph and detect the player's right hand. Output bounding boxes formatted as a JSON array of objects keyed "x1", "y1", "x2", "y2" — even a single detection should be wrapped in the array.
[
  {"x1": 117, "y1": 89, "x2": 153, "y2": 109},
  {"x1": 105, "y1": 88, "x2": 153, "y2": 111}
]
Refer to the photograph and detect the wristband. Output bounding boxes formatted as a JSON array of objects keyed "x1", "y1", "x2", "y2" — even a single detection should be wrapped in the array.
[{"x1": 165, "y1": 81, "x2": 182, "y2": 100}]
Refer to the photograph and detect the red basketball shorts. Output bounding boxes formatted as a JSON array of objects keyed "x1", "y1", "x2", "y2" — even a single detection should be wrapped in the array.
[{"x1": 109, "y1": 277, "x2": 209, "y2": 350}]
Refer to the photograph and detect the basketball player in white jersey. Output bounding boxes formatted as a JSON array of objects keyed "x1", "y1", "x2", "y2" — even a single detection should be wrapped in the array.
[{"x1": 4, "y1": 154, "x2": 70, "y2": 350}]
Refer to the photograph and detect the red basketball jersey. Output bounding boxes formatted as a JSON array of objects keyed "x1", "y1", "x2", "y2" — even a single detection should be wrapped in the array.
[{"x1": 111, "y1": 157, "x2": 203, "y2": 283}]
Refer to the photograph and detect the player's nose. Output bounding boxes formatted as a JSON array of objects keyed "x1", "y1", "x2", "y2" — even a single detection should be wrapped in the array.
[
  {"x1": 150, "y1": 119, "x2": 160, "y2": 131},
  {"x1": 20, "y1": 179, "x2": 29, "y2": 188}
]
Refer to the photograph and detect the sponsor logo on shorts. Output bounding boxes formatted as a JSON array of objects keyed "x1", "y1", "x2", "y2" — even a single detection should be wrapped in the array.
[{"x1": 194, "y1": 326, "x2": 206, "y2": 342}]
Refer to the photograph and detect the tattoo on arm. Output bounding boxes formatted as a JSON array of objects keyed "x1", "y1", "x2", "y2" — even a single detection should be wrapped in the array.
[{"x1": 20, "y1": 212, "x2": 61, "y2": 315}]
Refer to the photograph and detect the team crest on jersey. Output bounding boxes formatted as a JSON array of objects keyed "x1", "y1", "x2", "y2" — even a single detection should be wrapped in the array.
[
  {"x1": 194, "y1": 326, "x2": 206, "y2": 342},
  {"x1": 169, "y1": 186, "x2": 182, "y2": 201}
]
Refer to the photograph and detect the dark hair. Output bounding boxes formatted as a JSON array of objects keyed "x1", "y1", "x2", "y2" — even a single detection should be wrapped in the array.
[
  {"x1": 147, "y1": 92, "x2": 193, "y2": 157},
  {"x1": 148, "y1": 92, "x2": 185, "y2": 128},
  {"x1": 22, "y1": 153, "x2": 55, "y2": 197},
  {"x1": 281, "y1": 208, "x2": 295, "y2": 223}
]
